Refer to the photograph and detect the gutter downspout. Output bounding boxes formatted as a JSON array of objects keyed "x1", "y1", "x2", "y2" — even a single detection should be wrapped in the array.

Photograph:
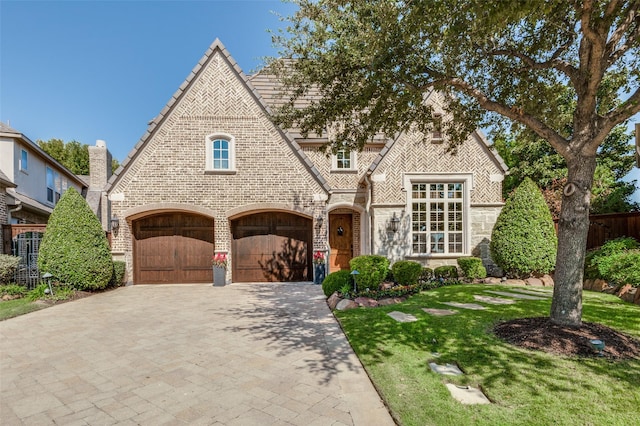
[
  {"x1": 364, "y1": 173, "x2": 373, "y2": 254},
  {"x1": 9, "y1": 200, "x2": 22, "y2": 215}
]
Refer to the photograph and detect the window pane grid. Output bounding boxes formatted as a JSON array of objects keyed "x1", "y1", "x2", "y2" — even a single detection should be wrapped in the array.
[{"x1": 411, "y1": 182, "x2": 464, "y2": 254}]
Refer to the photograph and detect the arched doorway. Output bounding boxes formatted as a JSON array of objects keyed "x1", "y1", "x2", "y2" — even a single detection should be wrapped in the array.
[
  {"x1": 231, "y1": 211, "x2": 312, "y2": 282},
  {"x1": 132, "y1": 212, "x2": 214, "y2": 284}
]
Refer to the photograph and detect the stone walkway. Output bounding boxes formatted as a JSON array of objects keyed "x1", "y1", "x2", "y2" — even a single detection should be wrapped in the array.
[{"x1": 0, "y1": 283, "x2": 393, "y2": 425}]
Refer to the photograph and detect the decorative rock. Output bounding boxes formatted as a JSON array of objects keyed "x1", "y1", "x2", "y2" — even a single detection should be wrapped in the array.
[
  {"x1": 355, "y1": 296, "x2": 379, "y2": 307},
  {"x1": 483, "y1": 277, "x2": 502, "y2": 284},
  {"x1": 621, "y1": 287, "x2": 636, "y2": 303},
  {"x1": 592, "y1": 279, "x2": 609, "y2": 292},
  {"x1": 541, "y1": 274, "x2": 554, "y2": 287},
  {"x1": 336, "y1": 299, "x2": 358, "y2": 311},
  {"x1": 473, "y1": 295, "x2": 516, "y2": 305},
  {"x1": 327, "y1": 292, "x2": 342, "y2": 310},
  {"x1": 583, "y1": 279, "x2": 593, "y2": 290},
  {"x1": 445, "y1": 384, "x2": 491, "y2": 405},
  {"x1": 525, "y1": 277, "x2": 543, "y2": 287},
  {"x1": 603, "y1": 285, "x2": 619, "y2": 295},
  {"x1": 378, "y1": 297, "x2": 406, "y2": 306},
  {"x1": 616, "y1": 284, "x2": 633, "y2": 298},
  {"x1": 503, "y1": 279, "x2": 526, "y2": 286},
  {"x1": 380, "y1": 282, "x2": 394, "y2": 290},
  {"x1": 387, "y1": 311, "x2": 418, "y2": 322},
  {"x1": 634, "y1": 288, "x2": 640, "y2": 305}
]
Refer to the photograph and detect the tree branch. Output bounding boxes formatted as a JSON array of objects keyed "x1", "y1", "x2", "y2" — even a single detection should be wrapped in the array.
[
  {"x1": 606, "y1": 86, "x2": 640, "y2": 127},
  {"x1": 606, "y1": 2, "x2": 640, "y2": 65},
  {"x1": 489, "y1": 45, "x2": 578, "y2": 82}
]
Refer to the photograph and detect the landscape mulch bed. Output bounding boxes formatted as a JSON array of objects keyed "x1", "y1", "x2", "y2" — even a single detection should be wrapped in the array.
[{"x1": 494, "y1": 316, "x2": 640, "y2": 360}]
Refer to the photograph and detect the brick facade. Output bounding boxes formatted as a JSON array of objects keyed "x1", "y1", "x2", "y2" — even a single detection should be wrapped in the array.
[{"x1": 107, "y1": 39, "x2": 506, "y2": 283}]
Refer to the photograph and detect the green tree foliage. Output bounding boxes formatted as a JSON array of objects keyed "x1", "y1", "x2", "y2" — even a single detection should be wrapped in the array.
[
  {"x1": 271, "y1": 0, "x2": 640, "y2": 326},
  {"x1": 491, "y1": 179, "x2": 557, "y2": 278},
  {"x1": 349, "y1": 255, "x2": 390, "y2": 291},
  {"x1": 38, "y1": 138, "x2": 120, "y2": 174},
  {"x1": 37, "y1": 187, "x2": 113, "y2": 290}
]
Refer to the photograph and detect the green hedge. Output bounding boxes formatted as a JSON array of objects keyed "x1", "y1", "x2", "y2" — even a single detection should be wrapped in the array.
[
  {"x1": 606, "y1": 250, "x2": 640, "y2": 287},
  {"x1": 434, "y1": 265, "x2": 458, "y2": 279},
  {"x1": 490, "y1": 178, "x2": 557, "y2": 278},
  {"x1": 322, "y1": 270, "x2": 353, "y2": 297},
  {"x1": 457, "y1": 257, "x2": 487, "y2": 279},
  {"x1": 110, "y1": 261, "x2": 126, "y2": 287},
  {"x1": 37, "y1": 187, "x2": 113, "y2": 290},
  {"x1": 391, "y1": 260, "x2": 423, "y2": 285},
  {"x1": 584, "y1": 237, "x2": 639, "y2": 280},
  {"x1": 349, "y1": 255, "x2": 390, "y2": 291},
  {"x1": 0, "y1": 254, "x2": 20, "y2": 284}
]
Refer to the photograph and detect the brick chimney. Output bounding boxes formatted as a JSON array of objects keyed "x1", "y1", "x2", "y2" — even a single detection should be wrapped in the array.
[{"x1": 88, "y1": 140, "x2": 112, "y2": 230}]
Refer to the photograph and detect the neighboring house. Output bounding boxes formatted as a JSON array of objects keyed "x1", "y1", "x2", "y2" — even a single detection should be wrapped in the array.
[{"x1": 107, "y1": 39, "x2": 507, "y2": 285}]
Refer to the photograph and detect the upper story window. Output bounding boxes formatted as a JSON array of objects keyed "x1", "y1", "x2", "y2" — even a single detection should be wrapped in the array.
[
  {"x1": 331, "y1": 149, "x2": 357, "y2": 171},
  {"x1": 20, "y1": 149, "x2": 28, "y2": 172},
  {"x1": 205, "y1": 133, "x2": 236, "y2": 173},
  {"x1": 431, "y1": 114, "x2": 443, "y2": 142},
  {"x1": 46, "y1": 167, "x2": 62, "y2": 204}
]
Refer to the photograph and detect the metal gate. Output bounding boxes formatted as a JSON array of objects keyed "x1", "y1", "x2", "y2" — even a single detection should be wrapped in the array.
[{"x1": 12, "y1": 231, "x2": 45, "y2": 289}]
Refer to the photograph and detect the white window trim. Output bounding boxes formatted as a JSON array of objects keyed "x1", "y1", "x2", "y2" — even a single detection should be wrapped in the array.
[
  {"x1": 205, "y1": 132, "x2": 236, "y2": 173},
  {"x1": 403, "y1": 173, "x2": 473, "y2": 257},
  {"x1": 331, "y1": 149, "x2": 357, "y2": 172}
]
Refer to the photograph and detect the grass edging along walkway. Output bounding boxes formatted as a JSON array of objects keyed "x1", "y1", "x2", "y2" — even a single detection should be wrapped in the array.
[
  {"x1": 0, "y1": 298, "x2": 47, "y2": 321},
  {"x1": 334, "y1": 284, "x2": 640, "y2": 426}
]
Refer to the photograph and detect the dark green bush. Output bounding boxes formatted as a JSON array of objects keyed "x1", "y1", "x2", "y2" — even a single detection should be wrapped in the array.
[
  {"x1": 490, "y1": 178, "x2": 557, "y2": 278},
  {"x1": 418, "y1": 267, "x2": 434, "y2": 283},
  {"x1": 110, "y1": 261, "x2": 126, "y2": 287},
  {"x1": 37, "y1": 187, "x2": 113, "y2": 291},
  {"x1": 0, "y1": 254, "x2": 21, "y2": 284},
  {"x1": 606, "y1": 250, "x2": 640, "y2": 287},
  {"x1": 584, "y1": 237, "x2": 639, "y2": 279},
  {"x1": 391, "y1": 260, "x2": 423, "y2": 285},
  {"x1": 322, "y1": 270, "x2": 353, "y2": 297},
  {"x1": 434, "y1": 265, "x2": 458, "y2": 279},
  {"x1": 457, "y1": 257, "x2": 487, "y2": 279},
  {"x1": 349, "y1": 255, "x2": 390, "y2": 291}
]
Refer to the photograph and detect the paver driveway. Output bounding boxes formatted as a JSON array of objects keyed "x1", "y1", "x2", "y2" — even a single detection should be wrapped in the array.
[{"x1": 0, "y1": 283, "x2": 394, "y2": 425}]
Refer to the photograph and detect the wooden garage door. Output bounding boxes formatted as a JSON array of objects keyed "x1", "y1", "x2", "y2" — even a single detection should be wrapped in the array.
[
  {"x1": 232, "y1": 212, "x2": 312, "y2": 282},
  {"x1": 133, "y1": 213, "x2": 214, "y2": 284}
]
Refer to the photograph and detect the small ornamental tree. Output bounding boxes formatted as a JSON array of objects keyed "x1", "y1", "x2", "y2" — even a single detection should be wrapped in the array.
[
  {"x1": 490, "y1": 178, "x2": 557, "y2": 278},
  {"x1": 38, "y1": 187, "x2": 113, "y2": 290}
]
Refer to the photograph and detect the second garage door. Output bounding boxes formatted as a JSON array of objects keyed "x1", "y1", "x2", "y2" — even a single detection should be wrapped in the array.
[{"x1": 232, "y1": 212, "x2": 312, "y2": 282}]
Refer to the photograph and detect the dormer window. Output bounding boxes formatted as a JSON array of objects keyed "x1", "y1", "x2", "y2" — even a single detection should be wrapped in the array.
[
  {"x1": 205, "y1": 133, "x2": 236, "y2": 173},
  {"x1": 332, "y1": 149, "x2": 357, "y2": 171}
]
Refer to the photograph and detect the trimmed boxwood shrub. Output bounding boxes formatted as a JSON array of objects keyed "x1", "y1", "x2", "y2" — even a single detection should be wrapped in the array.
[
  {"x1": 349, "y1": 255, "x2": 390, "y2": 291},
  {"x1": 606, "y1": 250, "x2": 640, "y2": 287},
  {"x1": 490, "y1": 178, "x2": 557, "y2": 278},
  {"x1": 37, "y1": 187, "x2": 113, "y2": 291},
  {"x1": 391, "y1": 260, "x2": 423, "y2": 285},
  {"x1": 322, "y1": 269, "x2": 353, "y2": 297},
  {"x1": 0, "y1": 254, "x2": 21, "y2": 284},
  {"x1": 419, "y1": 267, "x2": 434, "y2": 283},
  {"x1": 110, "y1": 261, "x2": 127, "y2": 287},
  {"x1": 584, "y1": 237, "x2": 639, "y2": 280},
  {"x1": 434, "y1": 265, "x2": 458, "y2": 279},
  {"x1": 457, "y1": 257, "x2": 487, "y2": 280}
]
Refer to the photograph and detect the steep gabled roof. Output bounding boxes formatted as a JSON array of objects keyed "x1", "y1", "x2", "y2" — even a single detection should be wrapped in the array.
[{"x1": 107, "y1": 39, "x2": 330, "y2": 194}]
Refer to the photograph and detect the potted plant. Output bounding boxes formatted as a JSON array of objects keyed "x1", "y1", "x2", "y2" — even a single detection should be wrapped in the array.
[
  {"x1": 212, "y1": 252, "x2": 227, "y2": 287},
  {"x1": 313, "y1": 251, "x2": 326, "y2": 284}
]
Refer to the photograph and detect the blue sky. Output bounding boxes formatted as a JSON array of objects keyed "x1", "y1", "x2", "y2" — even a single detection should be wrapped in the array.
[{"x1": 1, "y1": 0, "x2": 638, "y2": 201}]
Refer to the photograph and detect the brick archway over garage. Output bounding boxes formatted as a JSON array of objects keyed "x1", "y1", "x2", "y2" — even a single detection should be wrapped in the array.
[
  {"x1": 231, "y1": 212, "x2": 312, "y2": 282},
  {"x1": 132, "y1": 212, "x2": 214, "y2": 284}
]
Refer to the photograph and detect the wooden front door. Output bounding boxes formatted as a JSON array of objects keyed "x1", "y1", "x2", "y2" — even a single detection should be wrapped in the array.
[
  {"x1": 329, "y1": 213, "x2": 353, "y2": 271},
  {"x1": 232, "y1": 212, "x2": 312, "y2": 282},
  {"x1": 133, "y1": 213, "x2": 214, "y2": 284}
]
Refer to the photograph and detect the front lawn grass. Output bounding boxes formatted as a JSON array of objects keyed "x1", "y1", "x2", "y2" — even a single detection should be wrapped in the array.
[
  {"x1": 0, "y1": 298, "x2": 46, "y2": 321},
  {"x1": 335, "y1": 285, "x2": 640, "y2": 426}
]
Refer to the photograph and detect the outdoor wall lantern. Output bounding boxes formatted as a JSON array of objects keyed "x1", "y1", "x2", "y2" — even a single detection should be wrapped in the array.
[
  {"x1": 111, "y1": 216, "x2": 120, "y2": 232},
  {"x1": 315, "y1": 214, "x2": 324, "y2": 229},
  {"x1": 389, "y1": 212, "x2": 400, "y2": 233}
]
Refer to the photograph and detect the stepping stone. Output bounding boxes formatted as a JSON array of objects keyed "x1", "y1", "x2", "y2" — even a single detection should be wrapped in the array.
[
  {"x1": 445, "y1": 384, "x2": 491, "y2": 405},
  {"x1": 485, "y1": 290, "x2": 547, "y2": 300},
  {"x1": 473, "y1": 295, "x2": 516, "y2": 305},
  {"x1": 422, "y1": 308, "x2": 458, "y2": 316},
  {"x1": 429, "y1": 362, "x2": 464, "y2": 376},
  {"x1": 387, "y1": 311, "x2": 418, "y2": 322},
  {"x1": 442, "y1": 302, "x2": 486, "y2": 310},
  {"x1": 507, "y1": 288, "x2": 552, "y2": 297}
]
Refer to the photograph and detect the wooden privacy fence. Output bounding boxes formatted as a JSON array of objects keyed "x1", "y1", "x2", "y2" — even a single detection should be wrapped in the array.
[{"x1": 555, "y1": 211, "x2": 640, "y2": 250}]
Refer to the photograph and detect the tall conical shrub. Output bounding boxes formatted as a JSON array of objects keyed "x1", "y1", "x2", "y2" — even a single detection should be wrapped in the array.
[
  {"x1": 490, "y1": 178, "x2": 557, "y2": 278},
  {"x1": 38, "y1": 187, "x2": 113, "y2": 290}
]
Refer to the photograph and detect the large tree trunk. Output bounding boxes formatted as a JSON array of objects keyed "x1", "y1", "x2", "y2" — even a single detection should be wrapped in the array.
[{"x1": 550, "y1": 154, "x2": 597, "y2": 327}]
